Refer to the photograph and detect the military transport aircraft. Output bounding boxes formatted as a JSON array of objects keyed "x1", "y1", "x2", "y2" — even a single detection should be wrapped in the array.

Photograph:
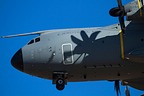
[{"x1": 1, "y1": 0, "x2": 144, "y2": 96}]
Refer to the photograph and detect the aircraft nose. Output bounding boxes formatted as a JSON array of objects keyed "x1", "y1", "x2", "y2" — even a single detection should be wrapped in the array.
[{"x1": 11, "y1": 49, "x2": 23, "y2": 72}]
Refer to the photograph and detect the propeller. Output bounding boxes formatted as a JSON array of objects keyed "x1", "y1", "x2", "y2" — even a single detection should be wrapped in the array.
[
  {"x1": 114, "y1": 80, "x2": 131, "y2": 96},
  {"x1": 125, "y1": 85, "x2": 130, "y2": 96},
  {"x1": 117, "y1": 0, "x2": 126, "y2": 33},
  {"x1": 109, "y1": 0, "x2": 126, "y2": 34},
  {"x1": 114, "y1": 80, "x2": 121, "y2": 96}
]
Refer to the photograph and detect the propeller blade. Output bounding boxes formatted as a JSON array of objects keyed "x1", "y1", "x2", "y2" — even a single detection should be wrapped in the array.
[
  {"x1": 117, "y1": 0, "x2": 123, "y2": 8},
  {"x1": 117, "y1": 0, "x2": 126, "y2": 34},
  {"x1": 109, "y1": 0, "x2": 126, "y2": 32},
  {"x1": 114, "y1": 80, "x2": 121, "y2": 96},
  {"x1": 125, "y1": 86, "x2": 130, "y2": 96},
  {"x1": 119, "y1": 16, "x2": 125, "y2": 32}
]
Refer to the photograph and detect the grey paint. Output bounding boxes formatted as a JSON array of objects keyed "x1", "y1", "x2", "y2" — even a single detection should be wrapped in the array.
[{"x1": 7, "y1": 0, "x2": 144, "y2": 91}]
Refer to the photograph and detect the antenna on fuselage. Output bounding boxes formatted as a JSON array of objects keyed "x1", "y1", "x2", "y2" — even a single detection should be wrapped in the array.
[
  {"x1": 0, "y1": 31, "x2": 46, "y2": 38},
  {"x1": 0, "y1": 29, "x2": 56, "y2": 38}
]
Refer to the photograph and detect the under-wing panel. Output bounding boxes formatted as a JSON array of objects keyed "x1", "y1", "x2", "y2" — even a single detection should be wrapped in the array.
[
  {"x1": 126, "y1": 48, "x2": 144, "y2": 63},
  {"x1": 124, "y1": 78, "x2": 144, "y2": 90}
]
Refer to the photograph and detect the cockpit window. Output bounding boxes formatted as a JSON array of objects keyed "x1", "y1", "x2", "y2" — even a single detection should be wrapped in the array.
[
  {"x1": 27, "y1": 37, "x2": 41, "y2": 45},
  {"x1": 35, "y1": 37, "x2": 40, "y2": 42},
  {"x1": 28, "y1": 39, "x2": 34, "y2": 45}
]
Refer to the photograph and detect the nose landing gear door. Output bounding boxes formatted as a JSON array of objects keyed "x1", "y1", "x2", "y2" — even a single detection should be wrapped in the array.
[{"x1": 62, "y1": 43, "x2": 73, "y2": 65}]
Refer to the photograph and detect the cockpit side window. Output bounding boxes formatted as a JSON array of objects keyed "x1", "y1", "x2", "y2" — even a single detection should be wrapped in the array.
[
  {"x1": 35, "y1": 37, "x2": 40, "y2": 42},
  {"x1": 27, "y1": 37, "x2": 41, "y2": 45},
  {"x1": 28, "y1": 39, "x2": 34, "y2": 45}
]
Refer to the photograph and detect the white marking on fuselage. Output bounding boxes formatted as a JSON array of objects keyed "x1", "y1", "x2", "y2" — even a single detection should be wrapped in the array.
[{"x1": 62, "y1": 43, "x2": 74, "y2": 65}]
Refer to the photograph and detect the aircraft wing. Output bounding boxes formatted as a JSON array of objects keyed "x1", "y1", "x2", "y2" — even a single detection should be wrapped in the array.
[
  {"x1": 123, "y1": 77, "x2": 144, "y2": 90},
  {"x1": 125, "y1": 0, "x2": 144, "y2": 21}
]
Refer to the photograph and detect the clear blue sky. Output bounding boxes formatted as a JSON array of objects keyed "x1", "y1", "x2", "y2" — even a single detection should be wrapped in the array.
[{"x1": 0, "y1": 0, "x2": 143, "y2": 96}]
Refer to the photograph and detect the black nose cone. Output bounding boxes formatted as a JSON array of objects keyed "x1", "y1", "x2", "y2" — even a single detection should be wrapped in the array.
[{"x1": 11, "y1": 49, "x2": 23, "y2": 72}]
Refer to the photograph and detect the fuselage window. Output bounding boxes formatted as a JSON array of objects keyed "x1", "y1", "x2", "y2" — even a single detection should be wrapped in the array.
[
  {"x1": 28, "y1": 39, "x2": 34, "y2": 45},
  {"x1": 35, "y1": 37, "x2": 40, "y2": 42}
]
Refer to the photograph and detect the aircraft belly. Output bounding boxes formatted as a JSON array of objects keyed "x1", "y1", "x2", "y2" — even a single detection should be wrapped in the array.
[
  {"x1": 36, "y1": 63, "x2": 144, "y2": 82},
  {"x1": 66, "y1": 64, "x2": 144, "y2": 82}
]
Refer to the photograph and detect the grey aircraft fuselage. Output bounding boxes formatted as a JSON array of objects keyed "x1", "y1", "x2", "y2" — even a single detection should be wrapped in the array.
[
  {"x1": 12, "y1": 21, "x2": 144, "y2": 82},
  {"x1": 7, "y1": 0, "x2": 144, "y2": 92}
]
